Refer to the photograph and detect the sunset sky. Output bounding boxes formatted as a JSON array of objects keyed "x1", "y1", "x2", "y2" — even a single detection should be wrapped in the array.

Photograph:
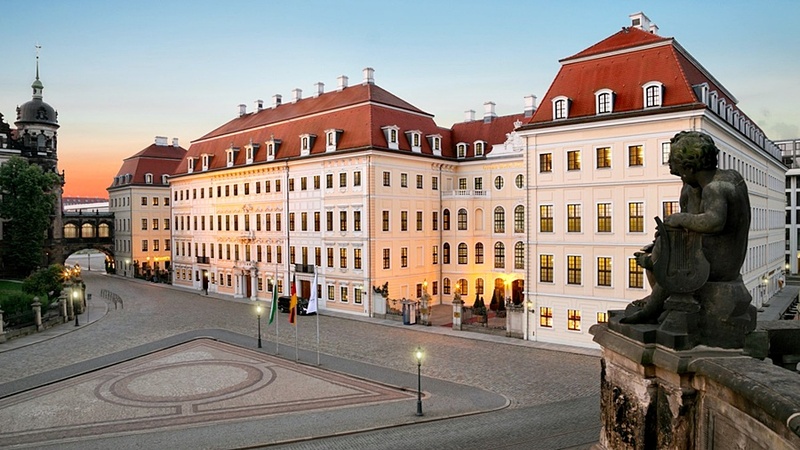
[{"x1": 3, "y1": 1, "x2": 799, "y2": 198}]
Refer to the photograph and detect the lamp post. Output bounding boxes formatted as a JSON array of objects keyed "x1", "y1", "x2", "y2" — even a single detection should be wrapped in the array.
[
  {"x1": 256, "y1": 304, "x2": 263, "y2": 348},
  {"x1": 415, "y1": 346, "x2": 423, "y2": 416},
  {"x1": 72, "y1": 285, "x2": 80, "y2": 327}
]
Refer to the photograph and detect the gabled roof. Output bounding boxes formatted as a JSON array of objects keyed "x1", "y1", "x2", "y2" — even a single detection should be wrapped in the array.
[
  {"x1": 526, "y1": 26, "x2": 738, "y2": 125},
  {"x1": 109, "y1": 143, "x2": 186, "y2": 189}
]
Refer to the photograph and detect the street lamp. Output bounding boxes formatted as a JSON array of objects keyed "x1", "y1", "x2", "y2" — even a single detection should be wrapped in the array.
[
  {"x1": 415, "y1": 346, "x2": 424, "y2": 416},
  {"x1": 256, "y1": 304, "x2": 263, "y2": 348},
  {"x1": 526, "y1": 300, "x2": 534, "y2": 340},
  {"x1": 72, "y1": 286, "x2": 80, "y2": 327}
]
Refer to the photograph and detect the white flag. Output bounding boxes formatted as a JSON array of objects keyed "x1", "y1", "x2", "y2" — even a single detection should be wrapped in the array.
[{"x1": 307, "y1": 268, "x2": 318, "y2": 314}]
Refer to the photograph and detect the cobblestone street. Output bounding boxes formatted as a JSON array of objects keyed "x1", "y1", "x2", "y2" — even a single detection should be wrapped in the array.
[{"x1": 0, "y1": 272, "x2": 601, "y2": 448}]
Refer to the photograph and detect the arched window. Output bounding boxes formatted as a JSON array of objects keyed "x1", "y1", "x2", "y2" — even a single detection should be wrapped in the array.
[
  {"x1": 494, "y1": 242, "x2": 505, "y2": 269},
  {"x1": 443, "y1": 277, "x2": 451, "y2": 294},
  {"x1": 494, "y1": 206, "x2": 505, "y2": 233},
  {"x1": 475, "y1": 242, "x2": 484, "y2": 264},
  {"x1": 457, "y1": 208, "x2": 468, "y2": 230},
  {"x1": 145, "y1": 173, "x2": 154, "y2": 184},
  {"x1": 475, "y1": 278, "x2": 484, "y2": 295},
  {"x1": 457, "y1": 278, "x2": 468, "y2": 296},
  {"x1": 64, "y1": 223, "x2": 78, "y2": 239},
  {"x1": 81, "y1": 223, "x2": 95, "y2": 238},
  {"x1": 458, "y1": 243, "x2": 468, "y2": 264},
  {"x1": 443, "y1": 243, "x2": 451, "y2": 264},
  {"x1": 514, "y1": 205, "x2": 525, "y2": 233},
  {"x1": 443, "y1": 209, "x2": 451, "y2": 231},
  {"x1": 98, "y1": 223, "x2": 110, "y2": 238},
  {"x1": 515, "y1": 242, "x2": 525, "y2": 269}
]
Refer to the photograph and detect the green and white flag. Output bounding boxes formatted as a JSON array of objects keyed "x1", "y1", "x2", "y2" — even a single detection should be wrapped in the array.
[{"x1": 268, "y1": 275, "x2": 278, "y2": 325}]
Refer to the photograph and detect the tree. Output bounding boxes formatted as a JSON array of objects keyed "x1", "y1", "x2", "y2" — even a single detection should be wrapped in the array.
[
  {"x1": 0, "y1": 156, "x2": 59, "y2": 278},
  {"x1": 22, "y1": 263, "x2": 65, "y2": 304}
]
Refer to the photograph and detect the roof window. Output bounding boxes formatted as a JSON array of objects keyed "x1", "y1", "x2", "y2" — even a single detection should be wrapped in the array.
[
  {"x1": 594, "y1": 89, "x2": 615, "y2": 115},
  {"x1": 552, "y1": 96, "x2": 570, "y2": 120},
  {"x1": 642, "y1": 81, "x2": 663, "y2": 108},
  {"x1": 381, "y1": 125, "x2": 400, "y2": 150}
]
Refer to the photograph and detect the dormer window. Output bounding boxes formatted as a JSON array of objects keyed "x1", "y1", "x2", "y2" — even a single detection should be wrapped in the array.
[
  {"x1": 381, "y1": 125, "x2": 400, "y2": 150},
  {"x1": 595, "y1": 89, "x2": 614, "y2": 114},
  {"x1": 474, "y1": 141, "x2": 486, "y2": 157},
  {"x1": 265, "y1": 138, "x2": 281, "y2": 162},
  {"x1": 642, "y1": 81, "x2": 663, "y2": 108},
  {"x1": 709, "y1": 91, "x2": 718, "y2": 114},
  {"x1": 299, "y1": 134, "x2": 316, "y2": 156},
  {"x1": 188, "y1": 157, "x2": 196, "y2": 173},
  {"x1": 245, "y1": 141, "x2": 259, "y2": 164},
  {"x1": 201, "y1": 154, "x2": 211, "y2": 171},
  {"x1": 552, "y1": 96, "x2": 570, "y2": 120},
  {"x1": 145, "y1": 173, "x2": 153, "y2": 184},
  {"x1": 325, "y1": 129, "x2": 343, "y2": 152},
  {"x1": 427, "y1": 134, "x2": 442, "y2": 157},
  {"x1": 225, "y1": 145, "x2": 239, "y2": 168},
  {"x1": 161, "y1": 174, "x2": 169, "y2": 185},
  {"x1": 405, "y1": 130, "x2": 422, "y2": 153},
  {"x1": 457, "y1": 143, "x2": 468, "y2": 159}
]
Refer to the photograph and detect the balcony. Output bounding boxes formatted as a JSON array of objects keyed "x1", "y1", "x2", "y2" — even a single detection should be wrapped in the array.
[
  {"x1": 196, "y1": 256, "x2": 210, "y2": 264},
  {"x1": 443, "y1": 189, "x2": 488, "y2": 198},
  {"x1": 295, "y1": 264, "x2": 316, "y2": 274}
]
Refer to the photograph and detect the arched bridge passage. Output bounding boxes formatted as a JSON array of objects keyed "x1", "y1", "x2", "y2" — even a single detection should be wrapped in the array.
[{"x1": 61, "y1": 212, "x2": 115, "y2": 271}]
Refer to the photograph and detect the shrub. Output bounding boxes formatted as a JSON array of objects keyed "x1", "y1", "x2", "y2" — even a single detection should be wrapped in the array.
[
  {"x1": 22, "y1": 264, "x2": 65, "y2": 303},
  {"x1": 0, "y1": 291, "x2": 38, "y2": 315}
]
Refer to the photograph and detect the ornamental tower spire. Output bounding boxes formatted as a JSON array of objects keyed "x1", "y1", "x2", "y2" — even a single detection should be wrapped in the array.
[{"x1": 32, "y1": 44, "x2": 43, "y2": 99}]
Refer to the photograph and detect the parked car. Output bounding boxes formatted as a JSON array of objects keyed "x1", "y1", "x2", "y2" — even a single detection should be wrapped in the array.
[{"x1": 277, "y1": 296, "x2": 314, "y2": 315}]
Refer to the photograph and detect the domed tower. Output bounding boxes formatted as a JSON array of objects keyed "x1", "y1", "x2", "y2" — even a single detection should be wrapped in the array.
[{"x1": 15, "y1": 50, "x2": 60, "y2": 173}]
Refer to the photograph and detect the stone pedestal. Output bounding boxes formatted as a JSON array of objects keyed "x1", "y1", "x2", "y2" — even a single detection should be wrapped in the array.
[
  {"x1": 592, "y1": 324, "x2": 743, "y2": 450},
  {"x1": 420, "y1": 292, "x2": 431, "y2": 326},
  {"x1": 452, "y1": 298, "x2": 464, "y2": 331},
  {"x1": 59, "y1": 294, "x2": 68, "y2": 323}
]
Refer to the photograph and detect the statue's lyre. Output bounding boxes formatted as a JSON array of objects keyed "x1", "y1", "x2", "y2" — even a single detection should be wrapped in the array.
[{"x1": 652, "y1": 216, "x2": 710, "y2": 295}]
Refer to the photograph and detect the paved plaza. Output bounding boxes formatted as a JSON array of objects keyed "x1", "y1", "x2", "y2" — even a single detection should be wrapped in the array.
[{"x1": 0, "y1": 272, "x2": 601, "y2": 448}]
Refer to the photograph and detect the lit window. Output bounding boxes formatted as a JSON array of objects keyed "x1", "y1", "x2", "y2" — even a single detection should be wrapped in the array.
[
  {"x1": 567, "y1": 309, "x2": 581, "y2": 331},
  {"x1": 597, "y1": 203, "x2": 612, "y2": 233},
  {"x1": 567, "y1": 255, "x2": 582, "y2": 285},
  {"x1": 457, "y1": 143, "x2": 467, "y2": 159},
  {"x1": 663, "y1": 201, "x2": 680, "y2": 218},
  {"x1": 382, "y1": 211, "x2": 389, "y2": 231},
  {"x1": 540, "y1": 307, "x2": 553, "y2": 327},
  {"x1": 416, "y1": 211, "x2": 423, "y2": 231},
  {"x1": 401, "y1": 173, "x2": 408, "y2": 188},
  {"x1": 494, "y1": 207, "x2": 505, "y2": 233},
  {"x1": 629, "y1": 202, "x2": 644, "y2": 233},
  {"x1": 597, "y1": 257, "x2": 612, "y2": 287},
  {"x1": 340, "y1": 286, "x2": 348, "y2": 303},
  {"x1": 401, "y1": 211, "x2": 408, "y2": 231},
  {"x1": 514, "y1": 242, "x2": 524, "y2": 269},
  {"x1": 540, "y1": 153, "x2": 553, "y2": 172},
  {"x1": 494, "y1": 242, "x2": 505, "y2": 269},
  {"x1": 515, "y1": 174, "x2": 524, "y2": 188},
  {"x1": 629, "y1": 258, "x2": 644, "y2": 288},
  {"x1": 382, "y1": 171, "x2": 390, "y2": 187},
  {"x1": 596, "y1": 147, "x2": 611, "y2": 168},
  {"x1": 458, "y1": 243, "x2": 468, "y2": 264},
  {"x1": 475, "y1": 243, "x2": 484, "y2": 264},
  {"x1": 539, "y1": 205, "x2": 553, "y2": 232},
  {"x1": 443, "y1": 243, "x2": 450, "y2": 264},
  {"x1": 540, "y1": 254, "x2": 554, "y2": 282},
  {"x1": 514, "y1": 205, "x2": 525, "y2": 233},
  {"x1": 494, "y1": 176, "x2": 504, "y2": 190},
  {"x1": 661, "y1": 142, "x2": 671, "y2": 165},
  {"x1": 628, "y1": 145, "x2": 644, "y2": 166},
  {"x1": 458, "y1": 209, "x2": 468, "y2": 230},
  {"x1": 443, "y1": 209, "x2": 450, "y2": 230},
  {"x1": 339, "y1": 172, "x2": 347, "y2": 188},
  {"x1": 474, "y1": 141, "x2": 485, "y2": 156},
  {"x1": 597, "y1": 312, "x2": 608, "y2": 323},
  {"x1": 567, "y1": 204, "x2": 581, "y2": 232},
  {"x1": 567, "y1": 150, "x2": 581, "y2": 170}
]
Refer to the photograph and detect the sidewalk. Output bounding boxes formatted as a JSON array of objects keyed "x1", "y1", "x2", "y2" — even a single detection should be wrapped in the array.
[
  {"x1": 0, "y1": 296, "x2": 108, "y2": 353},
  {"x1": 0, "y1": 275, "x2": 600, "y2": 358}
]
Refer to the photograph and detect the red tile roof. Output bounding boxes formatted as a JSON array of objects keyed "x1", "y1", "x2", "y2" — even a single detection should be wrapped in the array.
[
  {"x1": 176, "y1": 83, "x2": 522, "y2": 175},
  {"x1": 451, "y1": 114, "x2": 526, "y2": 157},
  {"x1": 109, "y1": 143, "x2": 186, "y2": 188},
  {"x1": 527, "y1": 27, "x2": 742, "y2": 125}
]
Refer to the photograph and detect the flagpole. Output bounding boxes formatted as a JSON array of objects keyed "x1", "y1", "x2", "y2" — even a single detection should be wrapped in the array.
[
  {"x1": 315, "y1": 267, "x2": 320, "y2": 365},
  {"x1": 275, "y1": 274, "x2": 279, "y2": 355}
]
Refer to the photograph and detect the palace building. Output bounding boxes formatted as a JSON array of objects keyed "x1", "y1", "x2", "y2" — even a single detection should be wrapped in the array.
[
  {"x1": 516, "y1": 12, "x2": 786, "y2": 347},
  {"x1": 165, "y1": 12, "x2": 785, "y2": 348}
]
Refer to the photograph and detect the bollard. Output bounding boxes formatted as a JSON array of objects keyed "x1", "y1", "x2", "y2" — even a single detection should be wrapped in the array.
[{"x1": 32, "y1": 297, "x2": 43, "y2": 332}]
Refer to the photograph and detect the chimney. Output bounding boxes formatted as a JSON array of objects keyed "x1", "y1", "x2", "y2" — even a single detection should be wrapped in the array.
[
  {"x1": 362, "y1": 67, "x2": 375, "y2": 85},
  {"x1": 172, "y1": 138, "x2": 180, "y2": 147},
  {"x1": 337, "y1": 75, "x2": 349, "y2": 91},
  {"x1": 464, "y1": 109, "x2": 476, "y2": 122},
  {"x1": 238, "y1": 104, "x2": 247, "y2": 117},
  {"x1": 255, "y1": 99, "x2": 264, "y2": 111},
  {"x1": 629, "y1": 12, "x2": 656, "y2": 34},
  {"x1": 272, "y1": 94, "x2": 282, "y2": 108},
  {"x1": 483, "y1": 101, "x2": 496, "y2": 123},
  {"x1": 314, "y1": 82, "x2": 325, "y2": 97},
  {"x1": 524, "y1": 95, "x2": 538, "y2": 118},
  {"x1": 155, "y1": 136, "x2": 168, "y2": 146},
  {"x1": 291, "y1": 88, "x2": 303, "y2": 102}
]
